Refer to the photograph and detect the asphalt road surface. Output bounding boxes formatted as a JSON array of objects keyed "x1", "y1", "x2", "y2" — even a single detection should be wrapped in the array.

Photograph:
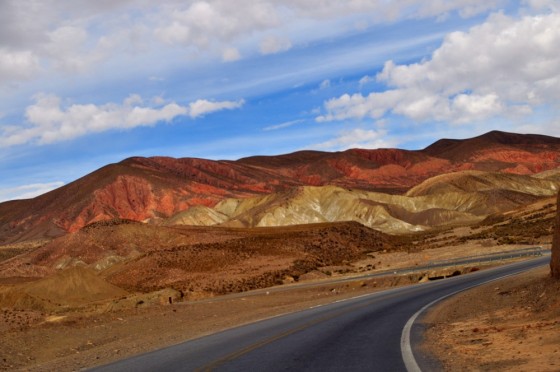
[{"x1": 92, "y1": 256, "x2": 549, "y2": 372}]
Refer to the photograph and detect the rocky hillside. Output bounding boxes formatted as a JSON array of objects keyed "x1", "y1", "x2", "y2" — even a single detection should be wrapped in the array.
[
  {"x1": 1, "y1": 130, "x2": 560, "y2": 243},
  {"x1": 167, "y1": 171, "x2": 559, "y2": 234},
  {"x1": 0, "y1": 221, "x2": 394, "y2": 296}
]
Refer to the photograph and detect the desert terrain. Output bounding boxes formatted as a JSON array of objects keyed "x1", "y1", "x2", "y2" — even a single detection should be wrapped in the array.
[
  {"x1": 0, "y1": 240, "x2": 548, "y2": 371},
  {"x1": 0, "y1": 130, "x2": 559, "y2": 370},
  {"x1": 423, "y1": 265, "x2": 560, "y2": 371},
  {"x1": 0, "y1": 215, "x2": 554, "y2": 370},
  {"x1": 422, "y1": 183, "x2": 560, "y2": 371}
]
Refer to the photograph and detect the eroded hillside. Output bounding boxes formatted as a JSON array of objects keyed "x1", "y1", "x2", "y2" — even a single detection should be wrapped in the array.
[
  {"x1": 167, "y1": 170, "x2": 559, "y2": 234},
  {"x1": 1, "y1": 130, "x2": 560, "y2": 243},
  {"x1": 0, "y1": 221, "x2": 393, "y2": 300}
]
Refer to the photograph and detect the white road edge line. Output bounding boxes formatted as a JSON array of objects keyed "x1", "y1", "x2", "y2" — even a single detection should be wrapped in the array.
[{"x1": 400, "y1": 272, "x2": 519, "y2": 372}]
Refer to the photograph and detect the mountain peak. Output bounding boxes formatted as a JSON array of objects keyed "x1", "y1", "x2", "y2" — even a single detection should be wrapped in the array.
[
  {"x1": 422, "y1": 130, "x2": 560, "y2": 160},
  {"x1": 475, "y1": 130, "x2": 560, "y2": 145}
]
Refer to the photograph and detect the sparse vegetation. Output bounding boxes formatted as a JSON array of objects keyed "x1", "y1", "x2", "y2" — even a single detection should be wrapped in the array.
[{"x1": 0, "y1": 240, "x2": 50, "y2": 264}]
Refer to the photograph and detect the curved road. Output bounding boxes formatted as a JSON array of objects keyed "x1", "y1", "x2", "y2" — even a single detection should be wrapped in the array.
[{"x1": 92, "y1": 256, "x2": 548, "y2": 372}]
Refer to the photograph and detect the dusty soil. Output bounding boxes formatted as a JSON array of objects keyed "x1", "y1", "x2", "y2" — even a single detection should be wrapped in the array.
[
  {"x1": 1, "y1": 271, "x2": 428, "y2": 371},
  {"x1": 423, "y1": 266, "x2": 560, "y2": 371},
  {"x1": 0, "y1": 207, "x2": 553, "y2": 371},
  {"x1": 0, "y1": 242, "x2": 535, "y2": 372}
]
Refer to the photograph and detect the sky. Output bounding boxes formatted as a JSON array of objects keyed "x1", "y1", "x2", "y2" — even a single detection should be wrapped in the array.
[{"x1": 0, "y1": 0, "x2": 559, "y2": 202}]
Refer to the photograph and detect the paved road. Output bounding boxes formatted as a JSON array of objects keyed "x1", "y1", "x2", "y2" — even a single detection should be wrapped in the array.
[{"x1": 92, "y1": 256, "x2": 549, "y2": 372}]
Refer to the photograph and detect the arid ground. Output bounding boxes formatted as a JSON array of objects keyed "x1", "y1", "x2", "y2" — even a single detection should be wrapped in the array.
[
  {"x1": 0, "y1": 131, "x2": 559, "y2": 370},
  {"x1": 0, "y1": 240, "x2": 550, "y2": 371},
  {"x1": 423, "y1": 265, "x2": 560, "y2": 371}
]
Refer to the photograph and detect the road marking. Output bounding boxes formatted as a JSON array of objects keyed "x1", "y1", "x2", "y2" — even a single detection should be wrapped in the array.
[{"x1": 400, "y1": 271, "x2": 524, "y2": 372}]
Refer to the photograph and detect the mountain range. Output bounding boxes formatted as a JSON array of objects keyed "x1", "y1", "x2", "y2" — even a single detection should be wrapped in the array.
[{"x1": 1, "y1": 130, "x2": 560, "y2": 244}]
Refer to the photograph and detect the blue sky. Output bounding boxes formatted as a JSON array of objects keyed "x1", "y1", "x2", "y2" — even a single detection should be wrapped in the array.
[{"x1": 0, "y1": 0, "x2": 559, "y2": 201}]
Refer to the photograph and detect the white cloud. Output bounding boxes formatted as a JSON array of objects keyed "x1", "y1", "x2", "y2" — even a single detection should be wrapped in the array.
[
  {"x1": 0, "y1": 48, "x2": 40, "y2": 83},
  {"x1": 0, "y1": 181, "x2": 64, "y2": 202},
  {"x1": 0, "y1": 0, "x2": 508, "y2": 87},
  {"x1": 45, "y1": 26, "x2": 89, "y2": 71},
  {"x1": 318, "y1": 12, "x2": 560, "y2": 125},
  {"x1": 155, "y1": 1, "x2": 279, "y2": 48},
  {"x1": 523, "y1": 0, "x2": 559, "y2": 12},
  {"x1": 358, "y1": 75, "x2": 374, "y2": 87},
  {"x1": 124, "y1": 94, "x2": 144, "y2": 106},
  {"x1": 310, "y1": 129, "x2": 397, "y2": 151},
  {"x1": 151, "y1": 95, "x2": 166, "y2": 105},
  {"x1": 222, "y1": 47, "x2": 241, "y2": 62},
  {"x1": 259, "y1": 36, "x2": 292, "y2": 55},
  {"x1": 319, "y1": 79, "x2": 331, "y2": 89},
  {"x1": 263, "y1": 119, "x2": 305, "y2": 131},
  {"x1": 0, "y1": 2, "x2": 136, "y2": 79},
  {"x1": 188, "y1": 99, "x2": 245, "y2": 118},
  {"x1": 0, "y1": 94, "x2": 244, "y2": 146}
]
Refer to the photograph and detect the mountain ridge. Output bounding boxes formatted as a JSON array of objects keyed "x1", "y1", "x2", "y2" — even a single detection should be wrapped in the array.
[
  {"x1": 1, "y1": 130, "x2": 559, "y2": 243},
  {"x1": 168, "y1": 171, "x2": 558, "y2": 234}
]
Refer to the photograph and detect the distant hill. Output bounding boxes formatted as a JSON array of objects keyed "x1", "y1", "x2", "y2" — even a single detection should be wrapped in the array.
[
  {"x1": 166, "y1": 171, "x2": 558, "y2": 234},
  {"x1": 0, "y1": 221, "x2": 394, "y2": 296},
  {"x1": 1, "y1": 130, "x2": 560, "y2": 243}
]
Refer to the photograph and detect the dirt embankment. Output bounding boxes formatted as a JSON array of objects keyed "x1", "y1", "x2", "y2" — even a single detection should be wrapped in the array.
[{"x1": 423, "y1": 266, "x2": 560, "y2": 371}]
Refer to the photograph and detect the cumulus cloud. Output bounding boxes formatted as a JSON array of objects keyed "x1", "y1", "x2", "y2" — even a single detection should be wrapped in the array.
[
  {"x1": 155, "y1": 1, "x2": 279, "y2": 48},
  {"x1": 523, "y1": 0, "x2": 559, "y2": 12},
  {"x1": 222, "y1": 47, "x2": 241, "y2": 62},
  {"x1": 152, "y1": 0, "x2": 504, "y2": 58},
  {"x1": 0, "y1": 1, "x2": 136, "y2": 80},
  {"x1": 310, "y1": 129, "x2": 397, "y2": 151},
  {"x1": 0, "y1": 181, "x2": 65, "y2": 202},
  {"x1": 45, "y1": 26, "x2": 89, "y2": 69},
  {"x1": 0, "y1": 0, "x2": 508, "y2": 87},
  {"x1": 318, "y1": 12, "x2": 560, "y2": 124},
  {"x1": 0, "y1": 94, "x2": 244, "y2": 146},
  {"x1": 0, "y1": 48, "x2": 40, "y2": 83},
  {"x1": 259, "y1": 36, "x2": 292, "y2": 55}
]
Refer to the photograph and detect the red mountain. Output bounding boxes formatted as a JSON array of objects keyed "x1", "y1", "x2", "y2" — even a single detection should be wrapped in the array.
[{"x1": 1, "y1": 130, "x2": 559, "y2": 243}]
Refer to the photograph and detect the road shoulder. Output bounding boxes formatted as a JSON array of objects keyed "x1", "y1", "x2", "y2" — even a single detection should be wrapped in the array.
[{"x1": 420, "y1": 266, "x2": 560, "y2": 371}]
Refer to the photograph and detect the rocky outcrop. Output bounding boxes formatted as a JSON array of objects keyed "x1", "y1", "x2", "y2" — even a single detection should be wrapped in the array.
[{"x1": 551, "y1": 191, "x2": 560, "y2": 279}]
